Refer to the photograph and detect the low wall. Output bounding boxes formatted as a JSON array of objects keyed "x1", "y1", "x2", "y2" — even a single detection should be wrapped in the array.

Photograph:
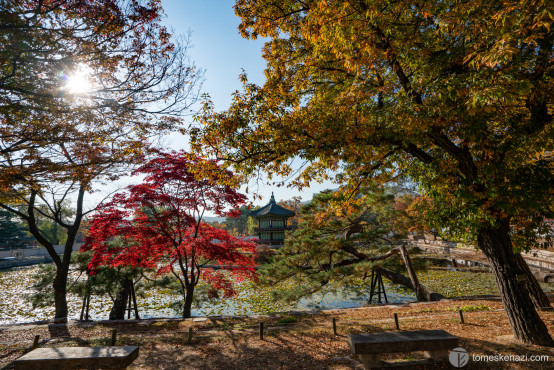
[
  {"x1": 0, "y1": 243, "x2": 83, "y2": 270},
  {"x1": 0, "y1": 256, "x2": 54, "y2": 269},
  {"x1": 0, "y1": 243, "x2": 83, "y2": 259}
]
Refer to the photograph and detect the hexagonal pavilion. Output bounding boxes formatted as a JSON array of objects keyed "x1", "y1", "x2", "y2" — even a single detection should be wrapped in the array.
[{"x1": 250, "y1": 192, "x2": 295, "y2": 248}]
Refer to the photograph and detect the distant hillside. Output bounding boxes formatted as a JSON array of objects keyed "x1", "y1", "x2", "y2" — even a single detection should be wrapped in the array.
[{"x1": 203, "y1": 216, "x2": 226, "y2": 223}]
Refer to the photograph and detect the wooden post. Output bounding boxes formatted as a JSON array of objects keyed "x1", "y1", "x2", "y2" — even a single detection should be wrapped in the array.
[
  {"x1": 332, "y1": 318, "x2": 337, "y2": 335},
  {"x1": 127, "y1": 289, "x2": 132, "y2": 319},
  {"x1": 259, "y1": 322, "x2": 264, "y2": 340},
  {"x1": 393, "y1": 313, "x2": 400, "y2": 330},
  {"x1": 84, "y1": 293, "x2": 90, "y2": 321},
  {"x1": 131, "y1": 283, "x2": 140, "y2": 320},
  {"x1": 459, "y1": 310, "x2": 465, "y2": 324},
  {"x1": 80, "y1": 294, "x2": 86, "y2": 321},
  {"x1": 187, "y1": 327, "x2": 193, "y2": 345},
  {"x1": 399, "y1": 244, "x2": 426, "y2": 301},
  {"x1": 80, "y1": 291, "x2": 91, "y2": 321},
  {"x1": 369, "y1": 270, "x2": 376, "y2": 303},
  {"x1": 111, "y1": 329, "x2": 117, "y2": 346},
  {"x1": 32, "y1": 335, "x2": 40, "y2": 349},
  {"x1": 378, "y1": 272, "x2": 388, "y2": 303},
  {"x1": 369, "y1": 270, "x2": 388, "y2": 304}
]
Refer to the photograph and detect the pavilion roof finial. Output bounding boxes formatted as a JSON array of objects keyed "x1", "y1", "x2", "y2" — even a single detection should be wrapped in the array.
[{"x1": 250, "y1": 191, "x2": 295, "y2": 218}]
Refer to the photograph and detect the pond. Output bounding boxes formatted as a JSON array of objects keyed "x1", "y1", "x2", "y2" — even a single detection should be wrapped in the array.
[{"x1": 0, "y1": 264, "x2": 552, "y2": 325}]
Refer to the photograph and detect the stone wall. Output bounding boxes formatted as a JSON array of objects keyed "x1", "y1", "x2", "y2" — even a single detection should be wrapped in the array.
[
  {"x1": 0, "y1": 243, "x2": 83, "y2": 259},
  {"x1": 0, "y1": 243, "x2": 83, "y2": 270}
]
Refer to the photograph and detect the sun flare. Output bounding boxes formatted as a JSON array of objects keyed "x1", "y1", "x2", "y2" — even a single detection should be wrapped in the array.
[{"x1": 64, "y1": 68, "x2": 92, "y2": 95}]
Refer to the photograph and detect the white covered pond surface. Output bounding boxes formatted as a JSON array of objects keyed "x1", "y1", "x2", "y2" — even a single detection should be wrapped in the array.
[{"x1": 2, "y1": 264, "x2": 550, "y2": 325}]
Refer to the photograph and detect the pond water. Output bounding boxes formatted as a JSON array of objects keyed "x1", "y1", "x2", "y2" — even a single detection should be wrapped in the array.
[{"x1": 0, "y1": 265, "x2": 551, "y2": 325}]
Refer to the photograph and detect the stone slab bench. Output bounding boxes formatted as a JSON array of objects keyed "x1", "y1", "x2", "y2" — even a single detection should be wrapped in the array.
[
  {"x1": 13, "y1": 346, "x2": 139, "y2": 370},
  {"x1": 348, "y1": 330, "x2": 458, "y2": 369}
]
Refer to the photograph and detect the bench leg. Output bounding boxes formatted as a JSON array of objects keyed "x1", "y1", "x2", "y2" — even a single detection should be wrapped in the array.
[
  {"x1": 424, "y1": 349, "x2": 449, "y2": 361},
  {"x1": 358, "y1": 354, "x2": 380, "y2": 369}
]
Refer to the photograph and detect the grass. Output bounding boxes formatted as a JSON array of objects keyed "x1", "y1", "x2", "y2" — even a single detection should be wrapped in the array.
[
  {"x1": 408, "y1": 307, "x2": 442, "y2": 314},
  {"x1": 453, "y1": 304, "x2": 491, "y2": 312},
  {"x1": 278, "y1": 316, "x2": 297, "y2": 324}
]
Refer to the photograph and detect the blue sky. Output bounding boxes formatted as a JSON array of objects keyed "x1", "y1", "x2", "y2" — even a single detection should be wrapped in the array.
[
  {"x1": 157, "y1": 1, "x2": 337, "y2": 207},
  {"x1": 162, "y1": 1, "x2": 266, "y2": 111}
]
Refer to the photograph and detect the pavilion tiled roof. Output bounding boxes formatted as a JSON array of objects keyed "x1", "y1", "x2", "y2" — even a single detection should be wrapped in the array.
[{"x1": 250, "y1": 192, "x2": 295, "y2": 217}]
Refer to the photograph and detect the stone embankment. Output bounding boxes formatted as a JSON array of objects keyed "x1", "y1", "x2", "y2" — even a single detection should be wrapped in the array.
[
  {"x1": 0, "y1": 243, "x2": 83, "y2": 270},
  {"x1": 405, "y1": 236, "x2": 554, "y2": 282}
]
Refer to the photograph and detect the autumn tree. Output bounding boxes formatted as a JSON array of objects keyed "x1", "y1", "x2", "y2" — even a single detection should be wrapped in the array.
[
  {"x1": 0, "y1": 0, "x2": 202, "y2": 321},
  {"x1": 192, "y1": 1, "x2": 554, "y2": 345},
  {"x1": 82, "y1": 151, "x2": 258, "y2": 318},
  {"x1": 393, "y1": 194, "x2": 443, "y2": 240},
  {"x1": 278, "y1": 196, "x2": 302, "y2": 228},
  {"x1": 400, "y1": 190, "x2": 553, "y2": 313}
]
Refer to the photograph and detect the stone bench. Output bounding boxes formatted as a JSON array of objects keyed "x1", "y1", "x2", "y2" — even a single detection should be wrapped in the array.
[
  {"x1": 13, "y1": 346, "x2": 139, "y2": 370},
  {"x1": 348, "y1": 330, "x2": 458, "y2": 369}
]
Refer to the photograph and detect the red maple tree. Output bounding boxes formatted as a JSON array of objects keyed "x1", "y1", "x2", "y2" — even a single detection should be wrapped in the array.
[{"x1": 82, "y1": 151, "x2": 257, "y2": 317}]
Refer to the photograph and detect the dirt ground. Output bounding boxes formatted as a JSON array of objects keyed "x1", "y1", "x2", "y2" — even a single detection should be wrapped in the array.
[{"x1": 1, "y1": 298, "x2": 554, "y2": 369}]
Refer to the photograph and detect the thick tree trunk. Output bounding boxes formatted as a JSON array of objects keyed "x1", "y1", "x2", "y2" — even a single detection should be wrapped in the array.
[
  {"x1": 110, "y1": 278, "x2": 131, "y2": 320},
  {"x1": 513, "y1": 253, "x2": 552, "y2": 311},
  {"x1": 182, "y1": 286, "x2": 194, "y2": 318},
  {"x1": 478, "y1": 221, "x2": 553, "y2": 346},
  {"x1": 53, "y1": 266, "x2": 69, "y2": 322}
]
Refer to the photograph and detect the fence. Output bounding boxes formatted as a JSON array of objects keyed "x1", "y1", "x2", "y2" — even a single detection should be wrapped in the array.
[{"x1": 22, "y1": 304, "x2": 554, "y2": 350}]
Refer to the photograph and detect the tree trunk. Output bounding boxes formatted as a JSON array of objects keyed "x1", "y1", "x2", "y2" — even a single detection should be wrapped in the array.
[
  {"x1": 53, "y1": 266, "x2": 69, "y2": 322},
  {"x1": 182, "y1": 285, "x2": 194, "y2": 318},
  {"x1": 110, "y1": 278, "x2": 131, "y2": 320},
  {"x1": 513, "y1": 253, "x2": 552, "y2": 311},
  {"x1": 51, "y1": 227, "x2": 80, "y2": 322},
  {"x1": 478, "y1": 220, "x2": 554, "y2": 346}
]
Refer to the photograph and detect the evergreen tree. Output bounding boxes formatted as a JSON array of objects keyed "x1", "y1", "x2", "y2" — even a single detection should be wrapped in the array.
[
  {"x1": 259, "y1": 186, "x2": 434, "y2": 302},
  {"x1": 0, "y1": 209, "x2": 29, "y2": 249},
  {"x1": 223, "y1": 205, "x2": 249, "y2": 236}
]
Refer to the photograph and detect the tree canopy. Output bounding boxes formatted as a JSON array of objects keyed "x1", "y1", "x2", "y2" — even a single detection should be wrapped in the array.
[
  {"x1": 195, "y1": 0, "x2": 552, "y2": 236},
  {"x1": 0, "y1": 0, "x2": 202, "y2": 321},
  {"x1": 192, "y1": 0, "x2": 554, "y2": 346},
  {"x1": 1, "y1": 0, "x2": 202, "y2": 191}
]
